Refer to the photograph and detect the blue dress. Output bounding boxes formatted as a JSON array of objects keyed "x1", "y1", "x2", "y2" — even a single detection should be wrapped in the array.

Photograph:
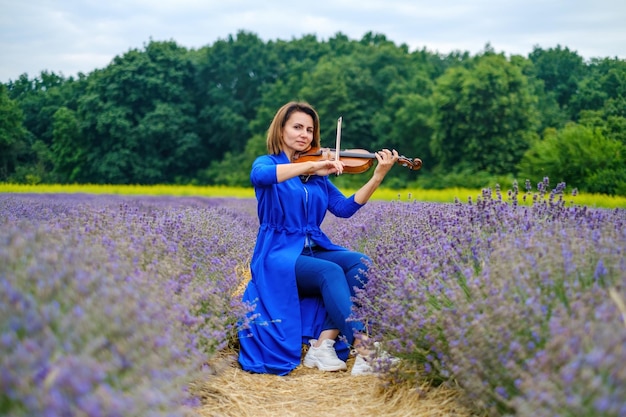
[{"x1": 238, "y1": 152, "x2": 364, "y2": 375}]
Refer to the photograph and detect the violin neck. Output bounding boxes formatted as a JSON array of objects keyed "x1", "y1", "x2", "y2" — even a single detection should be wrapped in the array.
[
  {"x1": 339, "y1": 150, "x2": 411, "y2": 164},
  {"x1": 338, "y1": 151, "x2": 377, "y2": 159}
]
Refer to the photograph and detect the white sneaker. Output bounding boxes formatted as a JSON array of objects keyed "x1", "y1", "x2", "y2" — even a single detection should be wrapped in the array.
[
  {"x1": 351, "y1": 354, "x2": 374, "y2": 376},
  {"x1": 373, "y1": 342, "x2": 401, "y2": 366},
  {"x1": 351, "y1": 342, "x2": 400, "y2": 376},
  {"x1": 303, "y1": 339, "x2": 347, "y2": 371}
]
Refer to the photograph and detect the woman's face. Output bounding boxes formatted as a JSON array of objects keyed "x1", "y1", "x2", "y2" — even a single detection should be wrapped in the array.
[{"x1": 281, "y1": 111, "x2": 314, "y2": 156}]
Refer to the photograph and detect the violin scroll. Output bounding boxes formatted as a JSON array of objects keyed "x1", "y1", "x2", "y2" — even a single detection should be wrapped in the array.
[{"x1": 398, "y1": 155, "x2": 422, "y2": 171}]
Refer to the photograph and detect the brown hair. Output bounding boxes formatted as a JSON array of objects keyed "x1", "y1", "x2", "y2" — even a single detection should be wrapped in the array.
[{"x1": 266, "y1": 101, "x2": 321, "y2": 155}]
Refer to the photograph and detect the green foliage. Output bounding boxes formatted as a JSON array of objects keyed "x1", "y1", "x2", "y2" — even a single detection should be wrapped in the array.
[
  {"x1": 199, "y1": 134, "x2": 267, "y2": 187},
  {"x1": 518, "y1": 122, "x2": 625, "y2": 194},
  {"x1": 6, "y1": 71, "x2": 76, "y2": 146},
  {"x1": 0, "y1": 84, "x2": 28, "y2": 179},
  {"x1": 2, "y1": 34, "x2": 626, "y2": 194},
  {"x1": 528, "y1": 45, "x2": 585, "y2": 113},
  {"x1": 194, "y1": 31, "x2": 278, "y2": 161},
  {"x1": 51, "y1": 107, "x2": 83, "y2": 182},
  {"x1": 585, "y1": 168, "x2": 626, "y2": 195},
  {"x1": 430, "y1": 53, "x2": 539, "y2": 175},
  {"x1": 77, "y1": 40, "x2": 200, "y2": 184}
]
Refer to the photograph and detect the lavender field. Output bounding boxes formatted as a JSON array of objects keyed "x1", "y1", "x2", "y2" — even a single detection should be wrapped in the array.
[{"x1": 2, "y1": 180, "x2": 625, "y2": 416}]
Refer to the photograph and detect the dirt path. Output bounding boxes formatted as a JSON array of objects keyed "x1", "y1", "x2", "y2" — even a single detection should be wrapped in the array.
[{"x1": 192, "y1": 353, "x2": 479, "y2": 417}]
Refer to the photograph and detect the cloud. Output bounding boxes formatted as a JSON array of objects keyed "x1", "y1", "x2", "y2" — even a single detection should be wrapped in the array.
[{"x1": 1, "y1": 0, "x2": 625, "y2": 83}]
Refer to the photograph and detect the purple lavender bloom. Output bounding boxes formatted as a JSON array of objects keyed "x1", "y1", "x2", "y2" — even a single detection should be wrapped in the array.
[
  {"x1": 343, "y1": 181, "x2": 626, "y2": 415},
  {"x1": 3, "y1": 183, "x2": 625, "y2": 416},
  {"x1": 1, "y1": 194, "x2": 257, "y2": 416}
]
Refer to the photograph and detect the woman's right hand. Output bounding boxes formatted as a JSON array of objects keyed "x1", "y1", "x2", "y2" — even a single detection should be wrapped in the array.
[
  {"x1": 276, "y1": 158, "x2": 345, "y2": 183},
  {"x1": 310, "y1": 159, "x2": 345, "y2": 176}
]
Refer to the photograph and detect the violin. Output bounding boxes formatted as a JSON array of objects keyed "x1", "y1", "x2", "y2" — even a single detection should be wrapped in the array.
[{"x1": 293, "y1": 147, "x2": 422, "y2": 174}]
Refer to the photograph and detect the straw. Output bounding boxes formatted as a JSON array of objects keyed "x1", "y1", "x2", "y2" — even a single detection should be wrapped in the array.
[{"x1": 191, "y1": 351, "x2": 482, "y2": 417}]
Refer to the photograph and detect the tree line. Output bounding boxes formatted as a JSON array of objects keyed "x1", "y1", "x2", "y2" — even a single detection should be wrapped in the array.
[{"x1": 1, "y1": 31, "x2": 625, "y2": 194}]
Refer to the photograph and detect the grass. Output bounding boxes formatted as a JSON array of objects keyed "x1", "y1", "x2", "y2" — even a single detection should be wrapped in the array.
[{"x1": 1, "y1": 183, "x2": 625, "y2": 208}]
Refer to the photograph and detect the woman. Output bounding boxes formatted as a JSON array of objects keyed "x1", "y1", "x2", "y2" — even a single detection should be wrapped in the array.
[{"x1": 238, "y1": 101, "x2": 398, "y2": 376}]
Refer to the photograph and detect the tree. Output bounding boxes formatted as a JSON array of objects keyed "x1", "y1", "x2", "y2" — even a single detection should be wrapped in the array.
[
  {"x1": 6, "y1": 71, "x2": 79, "y2": 147},
  {"x1": 200, "y1": 133, "x2": 267, "y2": 187},
  {"x1": 77, "y1": 40, "x2": 199, "y2": 183},
  {"x1": 517, "y1": 122, "x2": 625, "y2": 194},
  {"x1": 132, "y1": 102, "x2": 201, "y2": 183},
  {"x1": 3, "y1": 32, "x2": 623, "y2": 191},
  {"x1": 430, "y1": 53, "x2": 539, "y2": 175},
  {"x1": 369, "y1": 72, "x2": 435, "y2": 187},
  {"x1": 4, "y1": 71, "x2": 84, "y2": 183},
  {"x1": 570, "y1": 57, "x2": 626, "y2": 121},
  {"x1": 51, "y1": 107, "x2": 85, "y2": 182},
  {"x1": 0, "y1": 84, "x2": 28, "y2": 179},
  {"x1": 528, "y1": 45, "x2": 585, "y2": 117},
  {"x1": 298, "y1": 57, "x2": 366, "y2": 146},
  {"x1": 195, "y1": 31, "x2": 282, "y2": 161}
]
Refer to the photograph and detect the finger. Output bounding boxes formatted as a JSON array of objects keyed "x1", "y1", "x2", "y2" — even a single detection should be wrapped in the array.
[
  {"x1": 326, "y1": 160, "x2": 339, "y2": 169},
  {"x1": 379, "y1": 150, "x2": 392, "y2": 162},
  {"x1": 331, "y1": 160, "x2": 343, "y2": 174}
]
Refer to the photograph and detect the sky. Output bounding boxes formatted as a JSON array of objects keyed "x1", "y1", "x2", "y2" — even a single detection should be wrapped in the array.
[{"x1": 1, "y1": 0, "x2": 625, "y2": 83}]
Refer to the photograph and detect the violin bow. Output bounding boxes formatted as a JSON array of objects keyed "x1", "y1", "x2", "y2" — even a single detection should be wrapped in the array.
[{"x1": 335, "y1": 116, "x2": 342, "y2": 164}]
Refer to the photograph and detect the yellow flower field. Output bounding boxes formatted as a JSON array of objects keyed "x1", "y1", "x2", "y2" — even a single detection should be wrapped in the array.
[{"x1": 1, "y1": 183, "x2": 625, "y2": 209}]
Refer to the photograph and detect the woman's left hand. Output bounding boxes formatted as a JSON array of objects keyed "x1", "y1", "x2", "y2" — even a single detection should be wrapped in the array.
[{"x1": 373, "y1": 149, "x2": 399, "y2": 179}]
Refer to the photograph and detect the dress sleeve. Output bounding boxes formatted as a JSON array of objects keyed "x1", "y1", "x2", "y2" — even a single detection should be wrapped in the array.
[
  {"x1": 326, "y1": 178, "x2": 364, "y2": 218},
  {"x1": 250, "y1": 156, "x2": 278, "y2": 187}
]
